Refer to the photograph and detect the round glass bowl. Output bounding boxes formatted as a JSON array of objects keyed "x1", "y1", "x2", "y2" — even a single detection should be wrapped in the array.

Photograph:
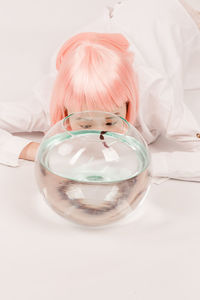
[{"x1": 35, "y1": 111, "x2": 151, "y2": 227}]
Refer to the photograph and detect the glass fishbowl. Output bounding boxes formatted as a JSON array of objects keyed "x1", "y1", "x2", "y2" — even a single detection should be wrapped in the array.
[{"x1": 34, "y1": 111, "x2": 151, "y2": 227}]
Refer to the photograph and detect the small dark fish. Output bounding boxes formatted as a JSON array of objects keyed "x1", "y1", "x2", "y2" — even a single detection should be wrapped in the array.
[
  {"x1": 100, "y1": 131, "x2": 109, "y2": 148},
  {"x1": 103, "y1": 142, "x2": 109, "y2": 148}
]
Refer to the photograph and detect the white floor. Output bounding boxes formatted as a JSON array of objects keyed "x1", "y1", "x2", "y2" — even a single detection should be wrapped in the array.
[{"x1": 1, "y1": 127, "x2": 200, "y2": 300}]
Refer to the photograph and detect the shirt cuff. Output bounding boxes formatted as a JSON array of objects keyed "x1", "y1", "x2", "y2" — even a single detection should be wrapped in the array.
[
  {"x1": 150, "y1": 152, "x2": 169, "y2": 178},
  {"x1": 0, "y1": 136, "x2": 33, "y2": 167},
  {"x1": 150, "y1": 151, "x2": 200, "y2": 182}
]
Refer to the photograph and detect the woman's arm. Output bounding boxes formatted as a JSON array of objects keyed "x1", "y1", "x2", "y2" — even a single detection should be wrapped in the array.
[
  {"x1": 0, "y1": 96, "x2": 50, "y2": 167},
  {"x1": 19, "y1": 142, "x2": 40, "y2": 162}
]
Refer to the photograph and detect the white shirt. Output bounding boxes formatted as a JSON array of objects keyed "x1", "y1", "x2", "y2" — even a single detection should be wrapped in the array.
[{"x1": 0, "y1": 0, "x2": 200, "y2": 183}]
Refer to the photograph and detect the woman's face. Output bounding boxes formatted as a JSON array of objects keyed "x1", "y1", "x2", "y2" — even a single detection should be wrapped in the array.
[{"x1": 66, "y1": 102, "x2": 127, "y2": 131}]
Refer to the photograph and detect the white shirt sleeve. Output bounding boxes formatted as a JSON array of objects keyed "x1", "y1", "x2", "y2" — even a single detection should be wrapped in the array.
[
  {"x1": 140, "y1": 70, "x2": 200, "y2": 150},
  {"x1": 139, "y1": 71, "x2": 200, "y2": 182},
  {"x1": 0, "y1": 96, "x2": 50, "y2": 167},
  {"x1": 150, "y1": 92, "x2": 200, "y2": 181}
]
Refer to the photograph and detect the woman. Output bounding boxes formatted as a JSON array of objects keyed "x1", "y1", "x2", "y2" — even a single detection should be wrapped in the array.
[{"x1": 0, "y1": 0, "x2": 200, "y2": 182}]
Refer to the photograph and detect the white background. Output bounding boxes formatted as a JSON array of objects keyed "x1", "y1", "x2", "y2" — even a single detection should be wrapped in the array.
[
  {"x1": 0, "y1": 0, "x2": 115, "y2": 103},
  {"x1": 0, "y1": 1, "x2": 200, "y2": 299}
]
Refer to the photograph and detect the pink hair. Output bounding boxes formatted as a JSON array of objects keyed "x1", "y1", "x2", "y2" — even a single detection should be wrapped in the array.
[{"x1": 50, "y1": 32, "x2": 139, "y2": 126}]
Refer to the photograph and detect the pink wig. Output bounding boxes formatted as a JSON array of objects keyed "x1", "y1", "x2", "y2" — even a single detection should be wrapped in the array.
[{"x1": 50, "y1": 32, "x2": 139, "y2": 126}]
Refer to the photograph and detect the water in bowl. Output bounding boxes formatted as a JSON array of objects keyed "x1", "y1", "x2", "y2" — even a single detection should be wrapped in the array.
[{"x1": 35, "y1": 130, "x2": 151, "y2": 226}]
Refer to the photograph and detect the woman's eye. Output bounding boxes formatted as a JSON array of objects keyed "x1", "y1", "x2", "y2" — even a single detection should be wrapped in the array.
[
  {"x1": 80, "y1": 124, "x2": 92, "y2": 129},
  {"x1": 105, "y1": 121, "x2": 117, "y2": 126}
]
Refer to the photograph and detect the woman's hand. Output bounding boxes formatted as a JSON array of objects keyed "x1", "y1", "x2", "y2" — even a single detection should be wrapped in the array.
[{"x1": 19, "y1": 142, "x2": 40, "y2": 162}]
